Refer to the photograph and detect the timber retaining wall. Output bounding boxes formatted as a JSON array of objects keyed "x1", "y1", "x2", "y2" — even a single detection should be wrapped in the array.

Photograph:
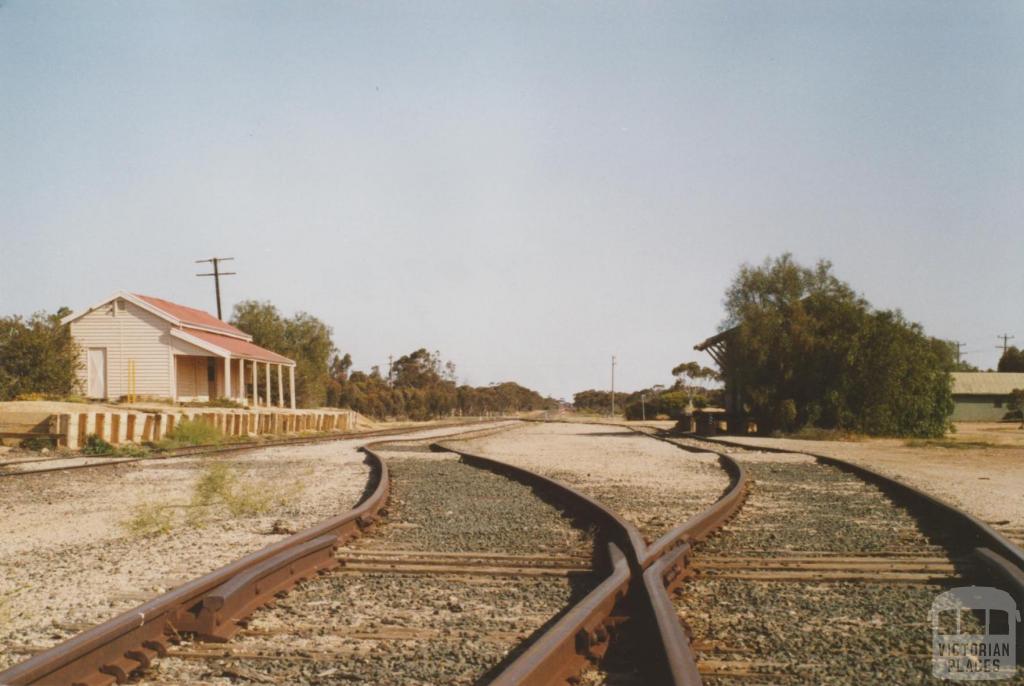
[{"x1": 50, "y1": 409, "x2": 358, "y2": 449}]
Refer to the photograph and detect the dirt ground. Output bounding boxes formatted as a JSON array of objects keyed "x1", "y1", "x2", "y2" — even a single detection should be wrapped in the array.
[
  {"x1": 709, "y1": 424, "x2": 1024, "y2": 532},
  {"x1": 0, "y1": 422, "x2": 511, "y2": 670}
]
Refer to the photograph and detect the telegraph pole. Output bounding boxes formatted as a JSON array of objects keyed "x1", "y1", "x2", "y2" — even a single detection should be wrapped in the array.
[
  {"x1": 388, "y1": 355, "x2": 394, "y2": 386},
  {"x1": 953, "y1": 342, "x2": 966, "y2": 365},
  {"x1": 610, "y1": 355, "x2": 617, "y2": 416},
  {"x1": 997, "y1": 334, "x2": 1015, "y2": 355},
  {"x1": 641, "y1": 392, "x2": 646, "y2": 422},
  {"x1": 196, "y1": 257, "x2": 236, "y2": 320}
]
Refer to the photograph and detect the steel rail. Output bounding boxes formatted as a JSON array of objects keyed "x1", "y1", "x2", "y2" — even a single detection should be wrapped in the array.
[
  {"x1": 437, "y1": 439, "x2": 750, "y2": 686},
  {"x1": 0, "y1": 424, "x2": 516, "y2": 686},
  {"x1": 686, "y1": 434, "x2": 1024, "y2": 567},
  {"x1": 678, "y1": 431, "x2": 1024, "y2": 664},
  {"x1": 494, "y1": 419, "x2": 1024, "y2": 682}
]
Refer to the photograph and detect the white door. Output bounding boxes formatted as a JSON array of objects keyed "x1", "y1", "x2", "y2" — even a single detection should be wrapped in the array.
[{"x1": 87, "y1": 348, "x2": 107, "y2": 398}]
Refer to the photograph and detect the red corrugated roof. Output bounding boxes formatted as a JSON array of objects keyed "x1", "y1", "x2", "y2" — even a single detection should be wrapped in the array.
[
  {"x1": 134, "y1": 294, "x2": 248, "y2": 338},
  {"x1": 180, "y1": 328, "x2": 294, "y2": 365}
]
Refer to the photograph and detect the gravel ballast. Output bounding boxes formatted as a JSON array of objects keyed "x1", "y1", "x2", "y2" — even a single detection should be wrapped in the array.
[
  {"x1": 451, "y1": 422, "x2": 730, "y2": 543},
  {"x1": 0, "y1": 423, "x2": 510, "y2": 671},
  {"x1": 141, "y1": 446, "x2": 596, "y2": 685},
  {"x1": 671, "y1": 445, "x2": 1024, "y2": 685}
]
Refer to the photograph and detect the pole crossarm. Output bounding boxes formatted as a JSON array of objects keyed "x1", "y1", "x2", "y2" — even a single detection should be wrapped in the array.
[{"x1": 196, "y1": 256, "x2": 237, "y2": 320}]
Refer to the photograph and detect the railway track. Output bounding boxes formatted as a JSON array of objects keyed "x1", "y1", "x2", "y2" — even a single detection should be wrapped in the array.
[
  {"x1": 0, "y1": 419, "x2": 501, "y2": 478},
  {"x1": 661, "y1": 434, "x2": 1024, "y2": 685},
  {"x1": 2, "y1": 419, "x2": 1021, "y2": 684},
  {"x1": 135, "y1": 440, "x2": 599, "y2": 685},
  {"x1": 0, "y1": 420, "x2": 748, "y2": 685}
]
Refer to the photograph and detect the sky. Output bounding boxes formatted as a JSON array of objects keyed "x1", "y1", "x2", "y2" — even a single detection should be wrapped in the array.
[{"x1": 1, "y1": 2, "x2": 1022, "y2": 400}]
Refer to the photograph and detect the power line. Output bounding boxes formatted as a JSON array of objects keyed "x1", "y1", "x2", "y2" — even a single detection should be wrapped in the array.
[{"x1": 195, "y1": 257, "x2": 236, "y2": 320}]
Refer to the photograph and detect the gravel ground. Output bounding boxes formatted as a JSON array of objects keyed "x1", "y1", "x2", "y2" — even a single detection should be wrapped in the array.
[
  {"x1": 450, "y1": 422, "x2": 729, "y2": 544},
  {"x1": 0, "y1": 423, "x2": 509, "y2": 671},
  {"x1": 671, "y1": 448, "x2": 1024, "y2": 684},
  {"x1": 141, "y1": 447, "x2": 596, "y2": 685}
]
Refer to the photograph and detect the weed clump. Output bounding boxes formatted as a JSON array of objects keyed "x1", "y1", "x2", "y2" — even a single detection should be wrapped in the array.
[
  {"x1": 114, "y1": 443, "x2": 150, "y2": 457},
  {"x1": 19, "y1": 435, "x2": 55, "y2": 451},
  {"x1": 125, "y1": 503, "x2": 174, "y2": 537},
  {"x1": 190, "y1": 461, "x2": 287, "y2": 519},
  {"x1": 82, "y1": 433, "x2": 114, "y2": 455}
]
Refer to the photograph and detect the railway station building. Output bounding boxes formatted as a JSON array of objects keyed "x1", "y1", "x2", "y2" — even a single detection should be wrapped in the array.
[{"x1": 62, "y1": 291, "x2": 297, "y2": 408}]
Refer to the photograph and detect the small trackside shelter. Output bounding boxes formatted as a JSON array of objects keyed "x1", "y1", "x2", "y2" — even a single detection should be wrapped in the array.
[
  {"x1": 950, "y1": 372, "x2": 1024, "y2": 422},
  {"x1": 62, "y1": 291, "x2": 297, "y2": 408}
]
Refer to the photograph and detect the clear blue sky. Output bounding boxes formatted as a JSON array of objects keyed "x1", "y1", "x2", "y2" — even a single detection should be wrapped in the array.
[{"x1": 1, "y1": 2, "x2": 1021, "y2": 399}]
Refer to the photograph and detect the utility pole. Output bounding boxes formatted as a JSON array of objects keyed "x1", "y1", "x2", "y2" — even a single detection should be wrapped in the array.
[
  {"x1": 641, "y1": 392, "x2": 646, "y2": 422},
  {"x1": 387, "y1": 355, "x2": 394, "y2": 386},
  {"x1": 610, "y1": 355, "x2": 617, "y2": 417},
  {"x1": 196, "y1": 257, "x2": 236, "y2": 320},
  {"x1": 997, "y1": 334, "x2": 1015, "y2": 355},
  {"x1": 953, "y1": 342, "x2": 966, "y2": 365}
]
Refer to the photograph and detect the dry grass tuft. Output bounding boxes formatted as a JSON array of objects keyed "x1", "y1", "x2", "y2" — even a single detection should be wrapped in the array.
[{"x1": 124, "y1": 503, "x2": 175, "y2": 537}]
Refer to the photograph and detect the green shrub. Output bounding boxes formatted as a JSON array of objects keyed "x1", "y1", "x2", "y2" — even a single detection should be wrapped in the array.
[
  {"x1": 82, "y1": 433, "x2": 113, "y2": 455},
  {"x1": 0, "y1": 308, "x2": 82, "y2": 401},
  {"x1": 161, "y1": 418, "x2": 223, "y2": 447},
  {"x1": 19, "y1": 435, "x2": 55, "y2": 451}
]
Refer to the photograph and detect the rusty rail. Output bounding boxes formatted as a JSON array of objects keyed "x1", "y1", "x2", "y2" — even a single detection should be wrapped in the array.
[
  {"x1": 0, "y1": 423, "x2": 524, "y2": 686},
  {"x1": 438, "y1": 439, "x2": 750, "y2": 686},
  {"x1": 683, "y1": 431, "x2": 1024, "y2": 666},
  {"x1": 0, "y1": 448, "x2": 391, "y2": 685}
]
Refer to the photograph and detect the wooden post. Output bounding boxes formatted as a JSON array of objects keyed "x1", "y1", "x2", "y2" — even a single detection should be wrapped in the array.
[
  {"x1": 264, "y1": 362, "x2": 271, "y2": 407},
  {"x1": 126, "y1": 414, "x2": 136, "y2": 443},
  {"x1": 238, "y1": 359, "x2": 245, "y2": 403},
  {"x1": 251, "y1": 358, "x2": 258, "y2": 405},
  {"x1": 58, "y1": 414, "x2": 70, "y2": 448},
  {"x1": 223, "y1": 356, "x2": 231, "y2": 403},
  {"x1": 77, "y1": 413, "x2": 87, "y2": 448},
  {"x1": 277, "y1": 364, "x2": 284, "y2": 408},
  {"x1": 110, "y1": 414, "x2": 120, "y2": 445},
  {"x1": 289, "y1": 366, "x2": 296, "y2": 409}
]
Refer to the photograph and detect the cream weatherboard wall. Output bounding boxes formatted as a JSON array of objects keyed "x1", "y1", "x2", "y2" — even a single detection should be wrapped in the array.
[{"x1": 70, "y1": 299, "x2": 210, "y2": 400}]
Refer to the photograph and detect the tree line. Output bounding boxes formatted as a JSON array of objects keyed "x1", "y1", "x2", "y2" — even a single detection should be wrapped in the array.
[
  {"x1": 573, "y1": 363, "x2": 723, "y2": 420},
  {"x1": 233, "y1": 302, "x2": 556, "y2": 419}
]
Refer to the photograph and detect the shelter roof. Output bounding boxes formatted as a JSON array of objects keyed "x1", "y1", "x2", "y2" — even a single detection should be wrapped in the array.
[
  {"x1": 173, "y1": 328, "x2": 294, "y2": 365},
  {"x1": 951, "y1": 372, "x2": 1024, "y2": 395}
]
